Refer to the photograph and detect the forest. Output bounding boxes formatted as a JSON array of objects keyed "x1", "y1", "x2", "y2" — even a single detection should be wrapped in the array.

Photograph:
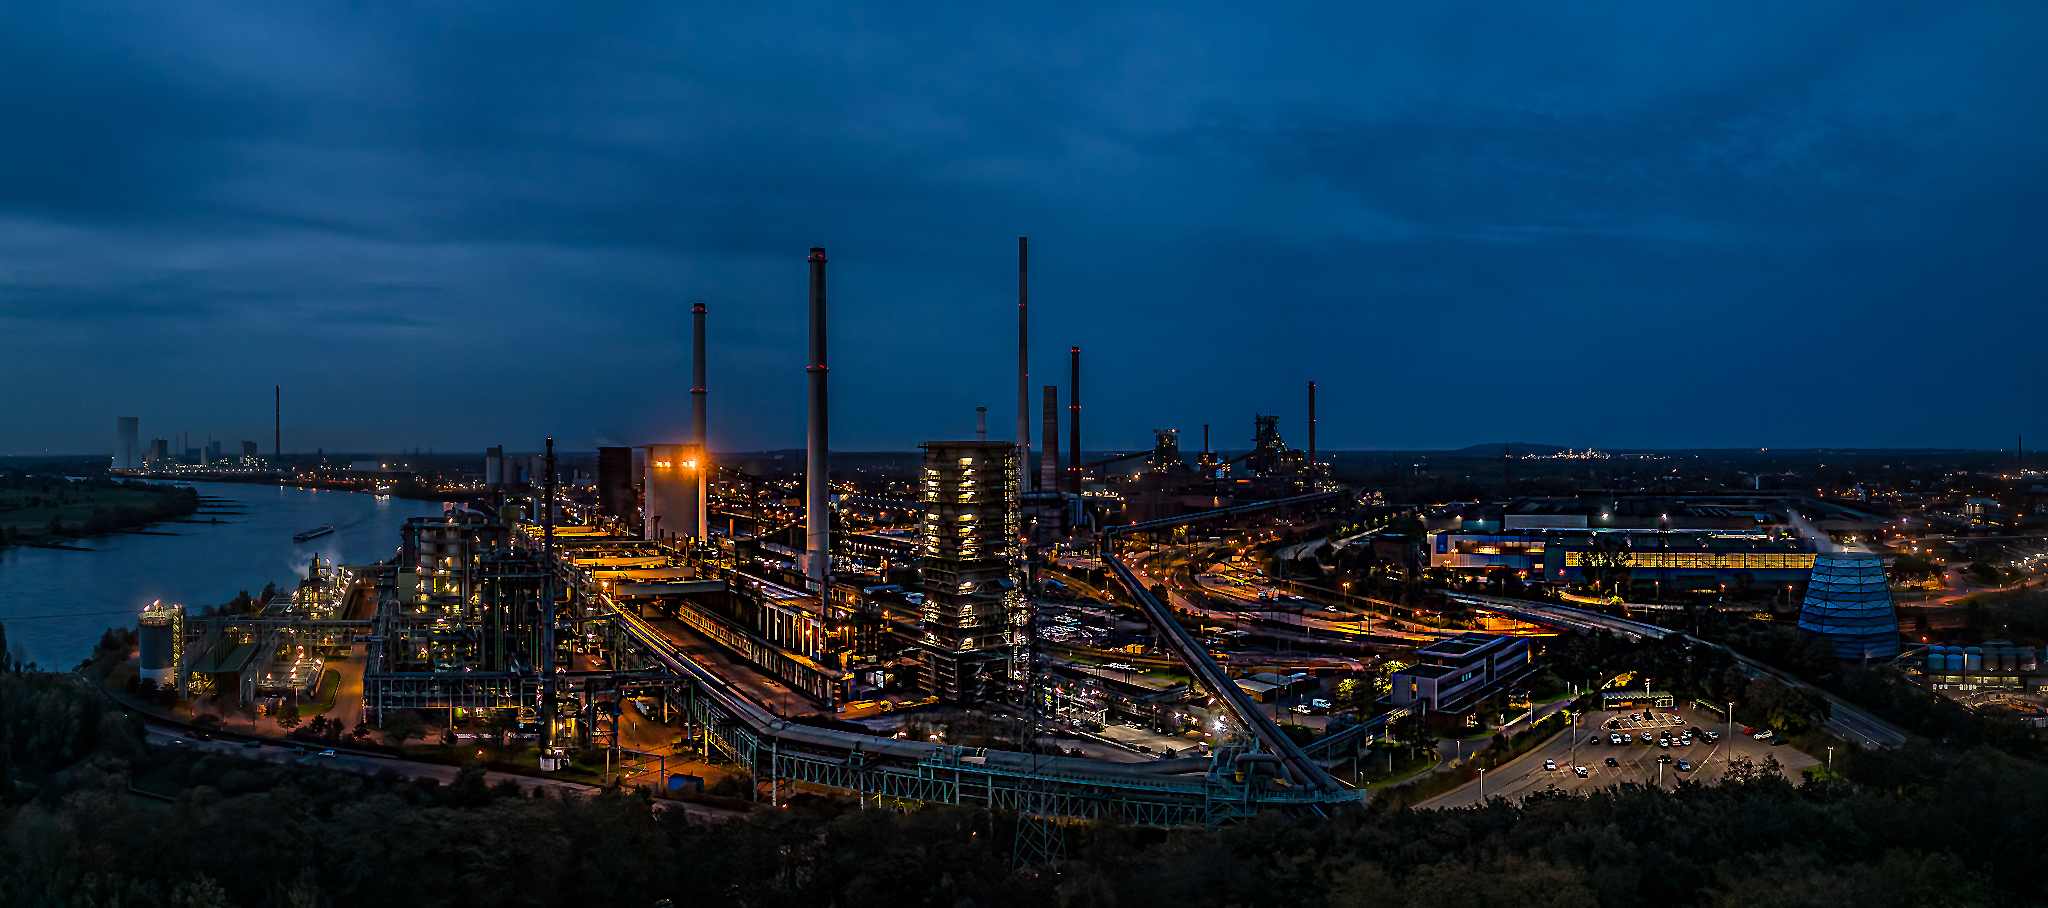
[{"x1": 1, "y1": 651, "x2": 2041, "y2": 908}]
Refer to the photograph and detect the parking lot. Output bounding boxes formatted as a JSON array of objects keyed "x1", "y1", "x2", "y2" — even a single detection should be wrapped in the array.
[{"x1": 1417, "y1": 705, "x2": 1820, "y2": 809}]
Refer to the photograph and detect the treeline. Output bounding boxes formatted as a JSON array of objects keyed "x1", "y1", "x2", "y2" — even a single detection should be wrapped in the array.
[
  {"x1": 0, "y1": 658, "x2": 2042, "y2": 907},
  {"x1": 0, "y1": 474, "x2": 198, "y2": 543}
]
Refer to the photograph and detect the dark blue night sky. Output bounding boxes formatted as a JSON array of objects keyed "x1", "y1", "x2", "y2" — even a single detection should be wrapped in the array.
[{"x1": 3, "y1": 3, "x2": 2044, "y2": 455}]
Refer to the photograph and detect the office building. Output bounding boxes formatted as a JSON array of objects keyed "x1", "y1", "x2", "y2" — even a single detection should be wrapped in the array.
[
  {"x1": 1389, "y1": 633, "x2": 1534, "y2": 714},
  {"x1": 1796, "y1": 552, "x2": 1900, "y2": 659}
]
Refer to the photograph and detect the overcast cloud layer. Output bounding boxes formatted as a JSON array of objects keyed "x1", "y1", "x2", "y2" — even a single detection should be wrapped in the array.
[{"x1": 2, "y1": 2, "x2": 2044, "y2": 456}]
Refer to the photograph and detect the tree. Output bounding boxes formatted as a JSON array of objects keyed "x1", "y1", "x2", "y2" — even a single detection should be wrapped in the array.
[
  {"x1": 276, "y1": 701, "x2": 302, "y2": 732},
  {"x1": 381, "y1": 709, "x2": 428, "y2": 748},
  {"x1": 485, "y1": 708, "x2": 521, "y2": 762}
]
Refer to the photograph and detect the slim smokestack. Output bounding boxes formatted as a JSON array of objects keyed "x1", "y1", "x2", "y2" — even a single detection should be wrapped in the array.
[
  {"x1": 692, "y1": 300, "x2": 709, "y2": 542},
  {"x1": 1017, "y1": 237, "x2": 1031, "y2": 493},
  {"x1": 976, "y1": 406, "x2": 987, "y2": 440},
  {"x1": 1307, "y1": 380, "x2": 1317, "y2": 467},
  {"x1": 806, "y1": 248, "x2": 830, "y2": 589},
  {"x1": 1067, "y1": 345, "x2": 1081, "y2": 494},
  {"x1": 1041, "y1": 385, "x2": 1060, "y2": 493},
  {"x1": 1203, "y1": 424, "x2": 1210, "y2": 454},
  {"x1": 274, "y1": 385, "x2": 280, "y2": 465}
]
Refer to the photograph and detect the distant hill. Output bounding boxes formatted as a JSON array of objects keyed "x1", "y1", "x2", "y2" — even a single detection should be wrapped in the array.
[{"x1": 1447, "y1": 442, "x2": 1571, "y2": 457}]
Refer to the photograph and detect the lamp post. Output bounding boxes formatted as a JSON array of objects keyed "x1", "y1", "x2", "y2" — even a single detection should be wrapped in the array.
[{"x1": 1477, "y1": 767, "x2": 1485, "y2": 804}]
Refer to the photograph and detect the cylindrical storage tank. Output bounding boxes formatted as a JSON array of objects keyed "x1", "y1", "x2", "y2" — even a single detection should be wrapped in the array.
[
  {"x1": 2019, "y1": 647, "x2": 2038, "y2": 674},
  {"x1": 1925, "y1": 646, "x2": 1947, "y2": 672},
  {"x1": 1965, "y1": 647, "x2": 1983, "y2": 672},
  {"x1": 1995, "y1": 647, "x2": 2013, "y2": 673},
  {"x1": 1946, "y1": 650, "x2": 1963, "y2": 671},
  {"x1": 138, "y1": 613, "x2": 175, "y2": 684}
]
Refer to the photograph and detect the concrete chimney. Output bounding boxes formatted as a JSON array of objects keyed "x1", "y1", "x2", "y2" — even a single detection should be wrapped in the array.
[
  {"x1": 1041, "y1": 385, "x2": 1060, "y2": 493},
  {"x1": 1067, "y1": 345, "x2": 1081, "y2": 494},
  {"x1": 806, "y1": 248, "x2": 830, "y2": 589},
  {"x1": 1017, "y1": 237, "x2": 1031, "y2": 493},
  {"x1": 976, "y1": 406, "x2": 987, "y2": 440},
  {"x1": 692, "y1": 300, "x2": 709, "y2": 542},
  {"x1": 1308, "y1": 380, "x2": 1317, "y2": 468}
]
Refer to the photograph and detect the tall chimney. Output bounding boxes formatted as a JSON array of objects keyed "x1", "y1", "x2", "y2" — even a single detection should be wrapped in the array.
[
  {"x1": 274, "y1": 385, "x2": 280, "y2": 465},
  {"x1": 1067, "y1": 345, "x2": 1081, "y2": 494},
  {"x1": 692, "y1": 300, "x2": 709, "y2": 542},
  {"x1": 806, "y1": 248, "x2": 830, "y2": 590},
  {"x1": 1041, "y1": 385, "x2": 1060, "y2": 493},
  {"x1": 976, "y1": 406, "x2": 987, "y2": 440},
  {"x1": 1307, "y1": 380, "x2": 1317, "y2": 468},
  {"x1": 1017, "y1": 237, "x2": 1031, "y2": 493},
  {"x1": 1203, "y1": 424, "x2": 1210, "y2": 454}
]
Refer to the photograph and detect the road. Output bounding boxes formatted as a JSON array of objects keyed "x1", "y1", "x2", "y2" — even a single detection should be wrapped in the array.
[
  {"x1": 1418, "y1": 705, "x2": 1819, "y2": 809},
  {"x1": 144, "y1": 724, "x2": 739, "y2": 821}
]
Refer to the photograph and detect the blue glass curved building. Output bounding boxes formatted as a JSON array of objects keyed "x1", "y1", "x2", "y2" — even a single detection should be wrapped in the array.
[{"x1": 1796, "y1": 552, "x2": 1899, "y2": 659}]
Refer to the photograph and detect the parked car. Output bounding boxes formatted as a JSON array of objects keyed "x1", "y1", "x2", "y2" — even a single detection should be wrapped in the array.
[
  {"x1": 1609, "y1": 733, "x2": 1624, "y2": 745},
  {"x1": 1574, "y1": 766, "x2": 1589, "y2": 778},
  {"x1": 1604, "y1": 757, "x2": 1619, "y2": 767},
  {"x1": 1754, "y1": 729, "x2": 1774, "y2": 741},
  {"x1": 1676, "y1": 759, "x2": 1693, "y2": 772},
  {"x1": 1703, "y1": 730, "x2": 1720, "y2": 742},
  {"x1": 1658, "y1": 754, "x2": 1674, "y2": 764},
  {"x1": 1639, "y1": 732, "x2": 1653, "y2": 744},
  {"x1": 1544, "y1": 760, "x2": 1557, "y2": 771}
]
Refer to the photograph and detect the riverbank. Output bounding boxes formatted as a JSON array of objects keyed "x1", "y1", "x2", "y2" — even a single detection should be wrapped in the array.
[
  {"x1": 0, "y1": 482, "x2": 447, "y2": 668},
  {"x1": 0, "y1": 475, "x2": 199, "y2": 545}
]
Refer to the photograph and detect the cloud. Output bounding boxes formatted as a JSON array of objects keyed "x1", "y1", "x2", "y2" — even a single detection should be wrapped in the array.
[{"x1": 1, "y1": 1, "x2": 2045, "y2": 453}]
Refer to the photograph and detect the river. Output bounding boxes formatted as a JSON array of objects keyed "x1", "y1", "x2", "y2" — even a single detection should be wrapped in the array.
[{"x1": 0, "y1": 482, "x2": 446, "y2": 669}]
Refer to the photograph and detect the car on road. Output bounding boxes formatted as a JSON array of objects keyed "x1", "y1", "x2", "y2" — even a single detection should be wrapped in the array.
[
  {"x1": 242, "y1": 740, "x2": 261, "y2": 749},
  {"x1": 1703, "y1": 730, "x2": 1720, "y2": 742},
  {"x1": 1754, "y1": 729, "x2": 1773, "y2": 741},
  {"x1": 1604, "y1": 757, "x2": 1619, "y2": 767},
  {"x1": 1574, "y1": 766, "x2": 1589, "y2": 778},
  {"x1": 1676, "y1": 760, "x2": 1692, "y2": 772},
  {"x1": 1544, "y1": 760, "x2": 1557, "y2": 771},
  {"x1": 1323, "y1": 606, "x2": 1339, "y2": 613},
  {"x1": 317, "y1": 750, "x2": 337, "y2": 758},
  {"x1": 1639, "y1": 732, "x2": 1653, "y2": 744},
  {"x1": 1609, "y1": 733, "x2": 1624, "y2": 745},
  {"x1": 291, "y1": 745, "x2": 307, "y2": 755},
  {"x1": 1310, "y1": 698, "x2": 1332, "y2": 711}
]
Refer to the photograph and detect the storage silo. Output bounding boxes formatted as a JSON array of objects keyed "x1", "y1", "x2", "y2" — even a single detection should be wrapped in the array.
[
  {"x1": 2018, "y1": 647, "x2": 2038, "y2": 673},
  {"x1": 1964, "y1": 647, "x2": 1983, "y2": 672},
  {"x1": 137, "y1": 602, "x2": 182, "y2": 686},
  {"x1": 1795, "y1": 552, "x2": 1900, "y2": 659},
  {"x1": 1926, "y1": 646, "x2": 1949, "y2": 673},
  {"x1": 1948, "y1": 650, "x2": 1965, "y2": 672}
]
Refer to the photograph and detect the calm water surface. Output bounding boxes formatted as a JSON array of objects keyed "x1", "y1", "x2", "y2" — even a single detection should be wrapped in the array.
[{"x1": 0, "y1": 482, "x2": 445, "y2": 668}]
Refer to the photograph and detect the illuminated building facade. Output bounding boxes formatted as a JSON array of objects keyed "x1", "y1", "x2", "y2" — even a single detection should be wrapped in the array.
[
  {"x1": 917, "y1": 439, "x2": 1022, "y2": 702},
  {"x1": 1796, "y1": 552, "x2": 1900, "y2": 659}
]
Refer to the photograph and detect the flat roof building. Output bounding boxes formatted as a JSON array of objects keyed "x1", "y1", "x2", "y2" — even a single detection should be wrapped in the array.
[{"x1": 1390, "y1": 632, "x2": 1535, "y2": 714}]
